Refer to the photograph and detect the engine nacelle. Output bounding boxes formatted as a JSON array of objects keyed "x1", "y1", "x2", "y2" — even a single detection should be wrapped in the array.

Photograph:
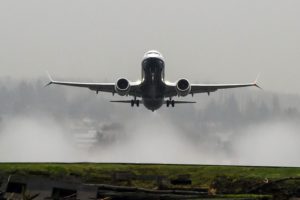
[
  {"x1": 115, "y1": 78, "x2": 131, "y2": 96},
  {"x1": 176, "y1": 79, "x2": 191, "y2": 97}
]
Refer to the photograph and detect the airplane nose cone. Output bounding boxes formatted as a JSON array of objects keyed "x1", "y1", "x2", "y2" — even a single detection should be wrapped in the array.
[
  {"x1": 143, "y1": 50, "x2": 164, "y2": 61},
  {"x1": 144, "y1": 50, "x2": 162, "y2": 56}
]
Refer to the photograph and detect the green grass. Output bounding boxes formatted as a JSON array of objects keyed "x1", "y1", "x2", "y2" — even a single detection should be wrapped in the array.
[
  {"x1": 215, "y1": 194, "x2": 273, "y2": 199},
  {"x1": 2, "y1": 163, "x2": 300, "y2": 199},
  {"x1": 0, "y1": 163, "x2": 300, "y2": 188}
]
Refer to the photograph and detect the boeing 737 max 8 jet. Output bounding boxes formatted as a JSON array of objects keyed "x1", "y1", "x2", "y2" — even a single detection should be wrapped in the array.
[{"x1": 46, "y1": 50, "x2": 260, "y2": 111}]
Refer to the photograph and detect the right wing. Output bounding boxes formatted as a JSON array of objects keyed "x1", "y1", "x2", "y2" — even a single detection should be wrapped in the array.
[
  {"x1": 45, "y1": 73, "x2": 141, "y2": 96},
  {"x1": 190, "y1": 82, "x2": 260, "y2": 94},
  {"x1": 190, "y1": 74, "x2": 261, "y2": 94},
  {"x1": 164, "y1": 75, "x2": 261, "y2": 97}
]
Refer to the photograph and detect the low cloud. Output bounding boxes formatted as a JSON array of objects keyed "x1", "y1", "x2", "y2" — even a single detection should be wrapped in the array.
[
  {"x1": 1, "y1": 114, "x2": 300, "y2": 167},
  {"x1": 0, "y1": 116, "x2": 84, "y2": 162},
  {"x1": 231, "y1": 121, "x2": 300, "y2": 166}
]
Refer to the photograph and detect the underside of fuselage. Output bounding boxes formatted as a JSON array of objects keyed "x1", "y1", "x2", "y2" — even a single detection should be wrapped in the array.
[{"x1": 140, "y1": 56, "x2": 166, "y2": 111}]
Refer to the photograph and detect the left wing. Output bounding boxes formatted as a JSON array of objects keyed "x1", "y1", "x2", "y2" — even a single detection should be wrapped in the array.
[{"x1": 45, "y1": 73, "x2": 141, "y2": 96}]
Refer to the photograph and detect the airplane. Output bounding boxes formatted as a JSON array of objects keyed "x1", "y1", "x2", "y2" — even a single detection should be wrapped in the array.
[{"x1": 46, "y1": 50, "x2": 261, "y2": 112}]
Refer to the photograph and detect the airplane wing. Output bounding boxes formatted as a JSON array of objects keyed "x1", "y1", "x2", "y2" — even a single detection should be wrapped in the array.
[
  {"x1": 164, "y1": 76, "x2": 261, "y2": 97},
  {"x1": 190, "y1": 81, "x2": 260, "y2": 95},
  {"x1": 45, "y1": 73, "x2": 141, "y2": 96}
]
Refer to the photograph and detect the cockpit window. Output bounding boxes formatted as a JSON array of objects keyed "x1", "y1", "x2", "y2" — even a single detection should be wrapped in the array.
[
  {"x1": 147, "y1": 51, "x2": 161, "y2": 56},
  {"x1": 150, "y1": 52, "x2": 160, "y2": 55},
  {"x1": 143, "y1": 50, "x2": 164, "y2": 59}
]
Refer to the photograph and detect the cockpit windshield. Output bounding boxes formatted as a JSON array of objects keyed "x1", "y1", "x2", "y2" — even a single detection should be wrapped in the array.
[
  {"x1": 144, "y1": 50, "x2": 162, "y2": 57},
  {"x1": 149, "y1": 51, "x2": 160, "y2": 55}
]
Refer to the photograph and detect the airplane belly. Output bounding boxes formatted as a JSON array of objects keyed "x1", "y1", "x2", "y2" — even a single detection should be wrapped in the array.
[
  {"x1": 141, "y1": 85, "x2": 164, "y2": 111},
  {"x1": 140, "y1": 56, "x2": 165, "y2": 111},
  {"x1": 142, "y1": 98, "x2": 163, "y2": 111}
]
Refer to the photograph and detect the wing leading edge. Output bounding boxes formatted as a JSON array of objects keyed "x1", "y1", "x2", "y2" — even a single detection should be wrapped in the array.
[
  {"x1": 191, "y1": 75, "x2": 261, "y2": 94},
  {"x1": 190, "y1": 81, "x2": 260, "y2": 95},
  {"x1": 45, "y1": 72, "x2": 141, "y2": 96},
  {"x1": 165, "y1": 75, "x2": 261, "y2": 97}
]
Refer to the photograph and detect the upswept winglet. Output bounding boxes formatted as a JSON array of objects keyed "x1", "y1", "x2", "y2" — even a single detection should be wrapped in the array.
[
  {"x1": 44, "y1": 71, "x2": 53, "y2": 87},
  {"x1": 254, "y1": 73, "x2": 262, "y2": 89}
]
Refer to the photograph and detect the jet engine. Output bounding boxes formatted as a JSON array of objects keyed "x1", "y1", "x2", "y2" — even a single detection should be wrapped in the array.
[
  {"x1": 115, "y1": 78, "x2": 131, "y2": 96},
  {"x1": 176, "y1": 79, "x2": 191, "y2": 97}
]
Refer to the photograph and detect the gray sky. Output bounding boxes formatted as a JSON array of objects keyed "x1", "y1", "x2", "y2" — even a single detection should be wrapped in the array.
[{"x1": 0, "y1": 0, "x2": 300, "y2": 94}]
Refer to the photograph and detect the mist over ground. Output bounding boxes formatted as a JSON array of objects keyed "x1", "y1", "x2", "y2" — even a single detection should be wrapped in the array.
[{"x1": 0, "y1": 78, "x2": 299, "y2": 166}]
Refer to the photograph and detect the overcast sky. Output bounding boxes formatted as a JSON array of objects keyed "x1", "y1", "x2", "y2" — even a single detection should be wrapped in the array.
[
  {"x1": 0, "y1": 0, "x2": 299, "y2": 94},
  {"x1": 1, "y1": 1, "x2": 300, "y2": 165}
]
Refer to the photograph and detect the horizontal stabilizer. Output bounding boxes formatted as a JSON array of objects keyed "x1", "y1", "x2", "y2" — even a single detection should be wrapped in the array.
[
  {"x1": 110, "y1": 100, "x2": 132, "y2": 103},
  {"x1": 165, "y1": 100, "x2": 196, "y2": 104},
  {"x1": 110, "y1": 100, "x2": 143, "y2": 104}
]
